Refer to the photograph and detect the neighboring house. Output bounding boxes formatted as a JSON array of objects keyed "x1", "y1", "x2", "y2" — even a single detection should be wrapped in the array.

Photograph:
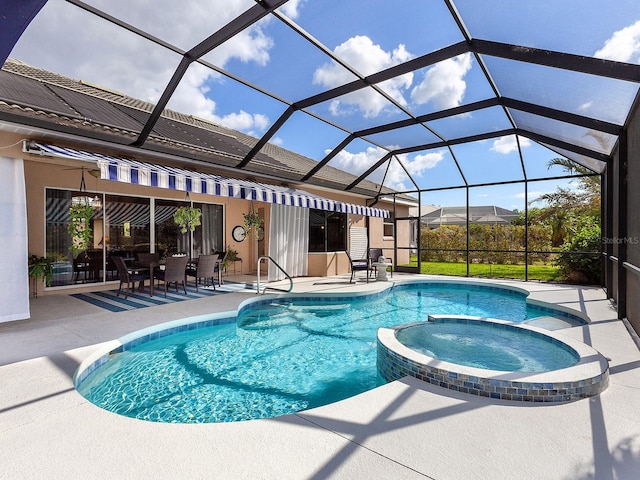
[
  {"x1": 408, "y1": 204, "x2": 440, "y2": 218},
  {"x1": 421, "y1": 206, "x2": 519, "y2": 228},
  {"x1": 406, "y1": 204, "x2": 440, "y2": 254}
]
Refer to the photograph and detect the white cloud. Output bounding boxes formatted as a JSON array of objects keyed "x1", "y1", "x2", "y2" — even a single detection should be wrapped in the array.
[
  {"x1": 515, "y1": 191, "x2": 545, "y2": 199},
  {"x1": 168, "y1": 64, "x2": 218, "y2": 118},
  {"x1": 410, "y1": 53, "x2": 472, "y2": 109},
  {"x1": 214, "y1": 111, "x2": 270, "y2": 136},
  {"x1": 313, "y1": 35, "x2": 414, "y2": 118},
  {"x1": 595, "y1": 20, "x2": 640, "y2": 63},
  {"x1": 207, "y1": 26, "x2": 273, "y2": 68},
  {"x1": 166, "y1": 61, "x2": 271, "y2": 135},
  {"x1": 383, "y1": 151, "x2": 446, "y2": 190},
  {"x1": 405, "y1": 151, "x2": 445, "y2": 176},
  {"x1": 331, "y1": 145, "x2": 388, "y2": 177},
  {"x1": 383, "y1": 165, "x2": 411, "y2": 191},
  {"x1": 278, "y1": 0, "x2": 305, "y2": 19},
  {"x1": 328, "y1": 99, "x2": 355, "y2": 117},
  {"x1": 491, "y1": 135, "x2": 531, "y2": 154},
  {"x1": 330, "y1": 147, "x2": 445, "y2": 191}
]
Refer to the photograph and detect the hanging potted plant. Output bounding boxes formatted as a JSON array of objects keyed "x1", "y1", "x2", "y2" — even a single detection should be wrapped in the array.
[
  {"x1": 243, "y1": 209, "x2": 262, "y2": 238},
  {"x1": 174, "y1": 205, "x2": 202, "y2": 260},
  {"x1": 68, "y1": 202, "x2": 94, "y2": 255},
  {"x1": 173, "y1": 206, "x2": 202, "y2": 234}
]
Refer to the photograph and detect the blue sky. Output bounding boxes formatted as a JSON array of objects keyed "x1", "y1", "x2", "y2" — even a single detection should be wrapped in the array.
[{"x1": 10, "y1": 0, "x2": 640, "y2": 210}]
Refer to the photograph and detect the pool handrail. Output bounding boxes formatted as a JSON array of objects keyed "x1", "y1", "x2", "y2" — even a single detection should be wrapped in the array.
[{"x1": 256, "y1": 255, "x2": 293, "y2": 294}]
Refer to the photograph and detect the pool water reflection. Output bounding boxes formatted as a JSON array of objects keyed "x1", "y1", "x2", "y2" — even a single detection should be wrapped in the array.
[{"x1": 76, "y1": 282, "x2": 591, "y2": 422}]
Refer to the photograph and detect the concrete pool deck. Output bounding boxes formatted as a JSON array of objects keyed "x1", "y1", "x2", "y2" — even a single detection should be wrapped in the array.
[{"x1": 1, "y1": 274, "x2": 639, "y2": 479}]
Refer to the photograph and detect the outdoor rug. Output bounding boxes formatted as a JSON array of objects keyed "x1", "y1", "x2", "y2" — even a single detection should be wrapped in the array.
[{"x1": 71, "y1": 282, "x2": 256, "y2": 313}]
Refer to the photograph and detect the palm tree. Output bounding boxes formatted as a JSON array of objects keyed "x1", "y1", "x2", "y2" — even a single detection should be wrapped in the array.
[
  {"x1": 539, "y1": 158, "x2": 599, "y2": 208},
  {"x1": 531, "y1": 158, "x2": 601, "y2": 245}
]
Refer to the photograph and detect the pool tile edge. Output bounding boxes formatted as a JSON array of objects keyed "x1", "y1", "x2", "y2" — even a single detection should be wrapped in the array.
[{"x1": 376, "y1": 316, "x2": 610, "y2": 403}]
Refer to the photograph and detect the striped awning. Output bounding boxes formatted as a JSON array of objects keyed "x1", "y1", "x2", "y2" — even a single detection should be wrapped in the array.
[{"x1": 28, "y1": 143, "x2": 389, "y2": 218}]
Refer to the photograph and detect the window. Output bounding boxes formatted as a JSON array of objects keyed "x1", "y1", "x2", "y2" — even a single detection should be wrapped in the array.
[
  {"x1": 46, "y1": 188, "x2": 100, "y2": 286},
  {"x1": 155, "y1": 200, "x2": 223, "y2": 257},
  {"x1": 155, "y1": 198, "x2": 185, "y2": 256},
  {"x1": 45, "y1": 188, "x2": 224, "y2": 287},
  {"x1": 105, "y1": 194, "x2": 150, "y2": 255},
  {"x1": 384, "y1": 212, "x2": 395, "y2": 237},
  {"x1": 308, "y1": 209, "x2": 346, "y2": 252},
  {"x1": 193, "y1": 202, "x2": 224, "y2": 256}
]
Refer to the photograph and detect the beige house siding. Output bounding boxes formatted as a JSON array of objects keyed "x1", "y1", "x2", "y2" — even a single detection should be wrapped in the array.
[{"x1": 2, "y1": 131, "x2": 404, "y2": 293}]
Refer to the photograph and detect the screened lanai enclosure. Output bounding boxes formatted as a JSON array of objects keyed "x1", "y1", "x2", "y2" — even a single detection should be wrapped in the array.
[{"x1": 1, "y1": 1, "x2": 640, "y2": 332}]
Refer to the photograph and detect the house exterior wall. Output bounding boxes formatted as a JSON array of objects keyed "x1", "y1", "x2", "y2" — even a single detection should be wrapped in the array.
[
  {"x1": 367, "y1": 211, "x2": 411, "y2": 267},
  {"x1": 305, "y1": 206, "x2": 412, "y2": 277},
  {"x1": 1, "y1": 131, "x2": 404, "y2": 293},
  {"x1": 308, "y1": 252, "x2": 350, "y2": 277}
]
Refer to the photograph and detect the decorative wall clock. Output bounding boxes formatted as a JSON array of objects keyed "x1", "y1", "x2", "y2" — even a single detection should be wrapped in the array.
[{"x1": 232, "y1": 225, "x2": 246, "y2": 242}]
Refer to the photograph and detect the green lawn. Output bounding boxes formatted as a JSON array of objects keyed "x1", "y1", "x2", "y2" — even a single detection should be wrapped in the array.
[{"x1": 405, "y1": 260, "x2": 562, "y2": 282}]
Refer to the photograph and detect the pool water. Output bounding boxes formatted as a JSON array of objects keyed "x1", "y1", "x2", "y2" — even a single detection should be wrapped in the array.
[
  {"x1": 395, "y1": 322, "x2": 579, "y2": 372},
  {"x1": 77, "y1": 283, "x2": 582, "y2": 423}
]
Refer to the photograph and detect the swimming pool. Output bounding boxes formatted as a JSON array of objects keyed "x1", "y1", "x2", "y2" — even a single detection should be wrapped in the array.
[{"x1": 75, "y1": 281, "x2": 592, "y2": 423}]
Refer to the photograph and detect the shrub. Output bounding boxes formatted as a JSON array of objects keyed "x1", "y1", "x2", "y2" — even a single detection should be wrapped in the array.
[{"x1": 555, "y1": 221, "x2": 601, "y2": 284}]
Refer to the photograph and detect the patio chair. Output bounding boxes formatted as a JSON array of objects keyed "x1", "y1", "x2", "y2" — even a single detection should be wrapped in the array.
[
  {"x1": 113, "y1": 255, "x2": 151, "y2": 299},
  {"x1": 369, "y1": 248, "x2": 393, "y2": 278},
  {"x1": 155, "y1": 255, "x2": 189, "y2": 297},
  {"x1": 186, "y1": 254, "x2": 219, "y2": 291},
  {"x1": 72, "y1": 250, "x2": 102, "y2": 283},
  {"x1": 346, "y1": 250, "x2": 371, "y2": 284}
]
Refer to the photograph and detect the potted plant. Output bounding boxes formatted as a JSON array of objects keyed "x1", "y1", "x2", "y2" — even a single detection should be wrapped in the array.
[
  {"x1": 173, "y1": 206, "x2": 202, "y2": 234},
  {"x1": 174, "y1": 205, "x2": 202, "y2": 261},
  {"x1": 222, "y1": 245, "x2": 238, "y2": 270},
  {"x1": 243, "y1": 209, "x2": 262, "y2": 238},
  {"x1": 28, "y1": 254, "x2": 54, "y2": 297},
  {"x1": 68, "y1": 202, "x2": 94, "y2": 254}
]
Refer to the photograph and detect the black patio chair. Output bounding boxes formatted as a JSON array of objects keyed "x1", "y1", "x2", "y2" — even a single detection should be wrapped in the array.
[
  {"x1": 186, "y1": 254, "x2": 219, "y2": 291},
  {"x1": 113, "y1": 255, "x2": 151, "y2": 299},
  {"x1": 346, "y1": 250, "x2": 371, "y2": 284},
  {"x1": 155, "y1": 255, "x2": 189, "y2": 297}
]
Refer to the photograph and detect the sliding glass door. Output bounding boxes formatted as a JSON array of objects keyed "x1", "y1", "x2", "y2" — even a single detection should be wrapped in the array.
[{"x1": 45, "y1": 188, "x2": 223, "y2": 287}]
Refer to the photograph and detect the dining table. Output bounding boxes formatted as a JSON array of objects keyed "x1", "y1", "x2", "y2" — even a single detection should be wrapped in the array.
[{"x1": 127, "y1": 258, "x2": 161, "y2": 297}]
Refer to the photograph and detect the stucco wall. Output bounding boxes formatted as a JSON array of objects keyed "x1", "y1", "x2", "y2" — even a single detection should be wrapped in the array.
[{"x1": 3, "y1": 131, "x2": 406, "y2": 291}]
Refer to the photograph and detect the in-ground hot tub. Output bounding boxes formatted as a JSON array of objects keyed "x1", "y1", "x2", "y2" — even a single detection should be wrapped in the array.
[{"x1": 377, "y1": 315, "x2": 609, "y2": 403}]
